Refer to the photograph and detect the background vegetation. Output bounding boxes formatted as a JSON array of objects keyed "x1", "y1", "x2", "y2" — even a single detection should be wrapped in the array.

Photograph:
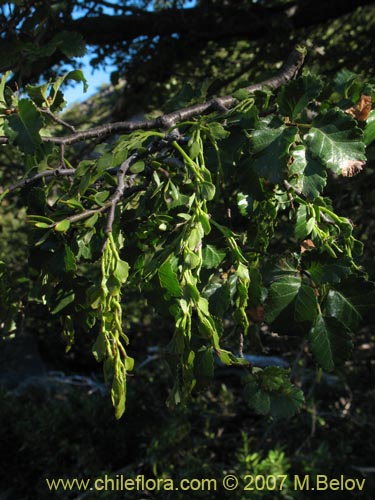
[{"x1": 0, "y1": 1, "x2": 374, "y2": 498}]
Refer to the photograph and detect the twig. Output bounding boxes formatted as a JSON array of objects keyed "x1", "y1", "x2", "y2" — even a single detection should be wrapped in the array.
[
  {"x1": 39, "y1": 107, "x2": 76, "y2": 133},
  {"x1": 6, "y1": 167, "x2": 75, "y2": 193},
  {"x1": 105, "y1": 153, "x2": 139, "y2": 235}
]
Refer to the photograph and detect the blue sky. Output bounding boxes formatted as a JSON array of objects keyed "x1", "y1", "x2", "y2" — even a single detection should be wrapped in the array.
[{"x1": 63, "y1": 0, "x2": 196, "y2": 105}]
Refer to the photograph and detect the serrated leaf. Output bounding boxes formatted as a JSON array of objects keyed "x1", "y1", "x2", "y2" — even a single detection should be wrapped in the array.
[
  {"x1": 26, "y1": 81, "x2": 51, "y2": 107},
  {"x1": 324, "y1": 289, "x2": 362, "y2": 330},
  {"x1": 269, "y1": 388, "x2": 304, "y2": 419},
  {"x1": 333, "y1": 69, "x2": 358, "y2": 96},
  {"x1": 252, "y1": 124, "x2": 298, "y2": 183},
  {"x1": 49, "y1": 70, "x2": 88, "y2": 110},
  {"x1": 290, "y1": 146, "x2": 327, "y2": 200},
  {"x1": 331, "y1": 277, "x2": 375, "y2": 322},
  {"x1": 202, "y1": 244, "x2": 226, "y2": 269},
  {"x1": 208, "y1": 122, "x2": 230, "y2": 140},
  {"x1": 53, "y1": 31, "x2": 86, "y2": 58},
  {"x1": 308, "y1": 315, "x2": 352, "y2": 371},
  {"x1": 6, "y1": 99, "x2": 44, "y2": 154},
  {"x1": 277, "y1": 73, "x2": 324, "y2": 120},
  {"x1": 304, "y1": 109, "x2": 365, "y2": 174},
  {"x1": 251, "y1": 390, "x2": 271, "y2": 415},
  {"x1": 266, "y1": 274, "x2": 301, "y2": 323},
  {"x1": 306, "y1": 260, "x2": 351, "y2": 285}
]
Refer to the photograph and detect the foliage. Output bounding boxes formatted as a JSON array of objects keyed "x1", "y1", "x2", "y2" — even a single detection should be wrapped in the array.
[{"x1": 1, "y1": 47, "x2": 374, "y2": 421}]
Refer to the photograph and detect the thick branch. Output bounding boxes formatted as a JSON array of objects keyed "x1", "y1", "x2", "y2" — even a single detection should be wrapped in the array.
[{"x1": 69, "y1": 1, "x2": 373, "y2": 46}]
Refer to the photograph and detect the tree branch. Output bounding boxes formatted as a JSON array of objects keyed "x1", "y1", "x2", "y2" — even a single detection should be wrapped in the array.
[
  {"x1": 0, "y1": 46, "x2": 305, "y2": 148},
  {"x1": 69, "y1": 1, "x2": 373, "y2": 46},
  {"x1": 105, "y1": 153, "x2": 138, "y2": 235}
]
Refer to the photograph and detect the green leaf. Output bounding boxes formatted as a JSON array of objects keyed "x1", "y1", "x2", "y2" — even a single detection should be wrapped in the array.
[
  {"x1": 158, "y1": 259, "x2": 182, "y2": 298},
  {"x1": 197, "y1": 310, "x2": 220, "y2": 348},
  {"x1": 294, "y1": 205, "x2": 309, "y2": 240},
  {"x1": 6, "y1": 99, "x2": 44, "y2": 154},
  {"x1": 216, "y1": 348, "x2": 248, "y2": 366},
  {"x1": 331, "y1": 277, "x2": 375, "y2": 323},
  {"x1": 106, "y1": 274, "x2": 121, "y2": 295},
  {"x1": 251, "y1": 122, "x2": 298, "y2": 183},
  {"x1": 194, "y1": 347, "x2": 214, "y2": 389},
  {"x1": 308, "y1": 315, "x2": 352, "y2": 371},
  {"x1": 130, "y1": 160, "x2": 145, "y2": 173},
  {"x1": 294, "y1": 285, "x2": 318, "y2": 322},
  {"x1": 92, "y1": 332, "x2": 108, "y2": 362},
  {"x1": 53, "y1": 31, "x2": 86, "y2": 58},
  {"x1": 51, "y1": 291, "x2": 75, "y2": 315},
  {"x1": 304, "y1": 109, "x2": 366, "y2": 174},
  {"x1": 93, "y1": 190, "x2": 110, "y2": 205},
  {"x1": 26, "y1": 81, "x2": 51, "y2": 107},
  {"x1": 202, "y1": 245, "x2": 226, "y2": 269},
  {"x1": 111, "y1": 368, "x2": 127, "y2": 419},
  {"x1": 251, "y1": 390, "x2": 271, "y2": 415},
  {"x1": 244, "y1": 369, "x2": 304, "y2": 418},
  {"x1": 364, "y1": 109, "x2": 375, "y2": 146},
  {"x1": 333, "y1": 69, "x2": 358, "y2": 97},
  {"x1": 64, "y1": 245, "x2": 76, "y2": 272},
  {"x1": 277, "y1": 72, "x2": 324, "y2": 120},
  {"x1": 0, "y1": 71, "x2": 11, "y2": 108},
  {"x1": 55, "y1": 219, "x2": 71, "y2": 233},
  {"x1": 207, "y1": 122, "x2": 230, "y2": 140},
  {"x1": 124, "y1": 356, "x2": 134, "y2": 371},
  {"x1": 266, "y1": 274, "x2": 301, "y2": 323},
  {"x1": 324, "y1": 289, "x2": 362, "y2": 330},
  {"x1": 34, "y1": 222, "x2": 51, "y2": 229},
  {"x1": 306, "y1": 260, "x2": 351, "y2": 285},
  {"x1": 206, "y1": 282, "x2": 231, "y2": 317},
  {"x1": 233, "y1": 88, "x2": 251, "y2": 101},
  {"x1": 290, "y1": 146, "x2": 327, "y2": 200},
  {"x1": 199, "y1": 181, "x2": 215, "y2": 201},
  {"x1": 114, "y1": 260, "x2": 130, "y2": 284},
  {"x1": 269, "y1": 388, "x2": 304, "y2": 419}
]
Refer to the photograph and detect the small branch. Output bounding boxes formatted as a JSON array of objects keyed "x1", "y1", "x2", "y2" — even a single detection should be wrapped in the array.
[
  {"x1": 39, "y1": 108, "x2": 76, "y2": 133},
  {"x1": 54, "y1": 179, "x2": 147, "y2": 228},
  {"x1": 6, "y1": 167, "x2": 75, "y2": 193},
  {"x1": 105, "y1": 153, "x2": 139, "y2": 235}
]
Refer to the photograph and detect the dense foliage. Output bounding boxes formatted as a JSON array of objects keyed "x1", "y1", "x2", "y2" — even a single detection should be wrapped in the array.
[{"x1": 1, "y1": 44, "x2": 374, "y2": 420}]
